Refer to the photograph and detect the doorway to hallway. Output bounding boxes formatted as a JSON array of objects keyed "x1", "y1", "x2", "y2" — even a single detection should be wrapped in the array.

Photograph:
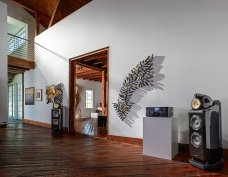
[{"x1": 69, "y1": 47, "x2": 109, "y2": 137}]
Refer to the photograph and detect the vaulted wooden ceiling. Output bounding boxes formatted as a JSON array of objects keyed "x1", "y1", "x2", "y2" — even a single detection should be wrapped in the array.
[
  {"x1": 12, "y1": 0, "x2": 92, "y2": 30},
  {"x1": 75, "y1": 49, "x2": 108, "y2": 82},
  {"x1": 76, "y1": 66, "x2": 102, "y2": 82}
]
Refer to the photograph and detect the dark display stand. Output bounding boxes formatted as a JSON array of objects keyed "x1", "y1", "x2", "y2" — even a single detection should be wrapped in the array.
[
  {"x1": 98, "y1": 116, "x2": 107, "y2": 128},
  {"x1": 51, "y1": 107, "x2": 63, "y2": 134},
  {"x1": 0, "y1": 122, "x2": 7, "y2": 128}
]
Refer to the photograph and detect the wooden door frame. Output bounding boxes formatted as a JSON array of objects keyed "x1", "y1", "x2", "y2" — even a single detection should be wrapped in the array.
[
  {"x1": 68, "y1": 47, "x2": 109, "y2": 133},
  {"x1": 22, "y1": 73, "x2": 25, "y2": 120}
]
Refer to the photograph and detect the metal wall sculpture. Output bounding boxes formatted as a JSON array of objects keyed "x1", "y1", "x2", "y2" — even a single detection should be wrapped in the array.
[
  {"x1": 113, "y1": 55, "x2": 154, "y2": 120},
  {"x1": 46, "y1": 83, "x2": 63, "y2": 105}
]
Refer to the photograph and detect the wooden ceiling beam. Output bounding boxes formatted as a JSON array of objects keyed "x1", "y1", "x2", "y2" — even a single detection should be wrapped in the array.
[
  {"x1": 76, "y1": 70, "x2": 101, "y2": 75},
  {"x1": 35, "y1": 12, "x2": 40, "y2": 36},
  {"x1": 48, "y1": 0, "x2": 61, "y2": 28},
  {"x1": 102, "y1": 63, "x2": 108, "y2": 68},
  {"x1": 77, "y1": 74, "x2": 101, "y2": 79},
  {"x1": 79, "y1": 73, "x2": 101, "y2": 78},
  {"x1": 83, "y1": 55, "x2": 107, "y2": 62},
  {"x1": 77, "y1": 74, "x2": 101, "y2": 78},
  {"x1": 77, "y1": 77, "x2": 101, "y2": 82},
  {"x1": 8, "y1": 56, "x2": 35, "y2": 70},
  {"x1": 77, "y1": 70, "x2": 101, "y2": 74},
  {"x1": 89, "y1": 79, "x2": 101, "y2": 82},
  {"x1": 76, "y1": 67, "x2": 92, "y2": 72},
  {"x1": 8, "y1": 67, "x2": 25, "y2": 74},
  {"x1": 11, "y1": 0, "x2": 51, "y2": 19},
  {"x1": 90, "y1": 79, "x2": 102, "y2": 81},
  {"x1": 78, "y1": 60, "x2": 103, "y2": 69},
  {"x1": 81, "y1": 75, "x2": 102, "y2": 80},
  {"x1": 77, "y1": 75, "x2": 101, "y2": 79},
  {"x1": 75, "y1": 61, "x2": 103, "y2": 71}
]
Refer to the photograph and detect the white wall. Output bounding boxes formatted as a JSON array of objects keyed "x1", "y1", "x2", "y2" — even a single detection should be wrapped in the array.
[
  {"x1": 76, "y1": 79, "x2": 102, "y2": 117},
  {"x1": 0, "y1": 1, "x2": 8, "y2": 124},
  {"x1": 31, "y1": 0, "x2": 228, "y2": 147},
  {"x1": 24, "y1": 68, "x2": 53, "y2": 124},
  {"x1": 23, "y1": 43, "x2": 69, "y2": 126}
]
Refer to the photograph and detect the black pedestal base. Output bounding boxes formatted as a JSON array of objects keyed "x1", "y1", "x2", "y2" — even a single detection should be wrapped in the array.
[
  {"x1": 52, "y1": 131, "x2": 63, "y2": 135},
  {"x1": 0, "y1": 122, "x2": 7, "y2": 128},
  {"x1": 189, "y1": 158, "x2": 223, "y2": 170}
]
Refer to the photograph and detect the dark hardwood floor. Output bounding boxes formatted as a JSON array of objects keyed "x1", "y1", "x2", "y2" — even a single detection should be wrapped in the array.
[
  {"x1": 74, "y1": 117, "x2": 107, "y2": 137},
  {"x1": 0, "y1": 121, "x2": 227, "y2": 177}
]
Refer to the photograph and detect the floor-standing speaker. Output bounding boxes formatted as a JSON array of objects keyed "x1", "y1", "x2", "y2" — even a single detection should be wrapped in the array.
[
  {"x1": 51, "y1": 107, "x2": 63, "y2": 134},
  {"x1": 189, "y1": 94, "x2": 223, "y2": 170}
]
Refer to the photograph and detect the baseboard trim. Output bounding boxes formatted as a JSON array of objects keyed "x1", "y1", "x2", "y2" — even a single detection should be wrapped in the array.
[
  {"x1": 108, "y1": 135, "x2": 143, "y2": 146},
  {"x1": 0, "y1": 122, "x2": 7, "y2": 128},
  {"x1": 107, "y1": 135, "x2": 228, "y2": 158},
  {"x1": 23, "y1": 119, "x2": 51, "y2": 129},
  {"x1": 23, "y1": 119, "x2": 68, "y2": 133}
]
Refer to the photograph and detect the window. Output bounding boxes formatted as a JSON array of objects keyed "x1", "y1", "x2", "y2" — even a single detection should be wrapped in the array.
[
  {"x1": 8, "y1": 27, "x2": 27, "y2": 54},
  {"x1": 18, "y1": 83, "x2": 23, "y2": 119},
  {"x1": 8, "y1": 82, "x2": 23, "y2": 119},
  {"x1": 8, "y1": 85, "x2": 13, "y2": 118},
  {"x1": 85, "y1": 90, "x2": 94, "y2": 109}
]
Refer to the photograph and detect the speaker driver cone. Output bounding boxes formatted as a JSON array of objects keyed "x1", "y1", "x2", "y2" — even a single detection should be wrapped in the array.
[
  {"x1": 191, "y1": 132, "x2": 202, "y2": 148},
  {"x1": 190, "y1": 115, "x2": 202, "y2": 130}
]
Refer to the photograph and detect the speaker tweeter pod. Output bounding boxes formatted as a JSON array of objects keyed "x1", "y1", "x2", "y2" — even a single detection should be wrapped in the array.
[{"x1": 191, "y1": 98, "x2": 201, "y2": 110}]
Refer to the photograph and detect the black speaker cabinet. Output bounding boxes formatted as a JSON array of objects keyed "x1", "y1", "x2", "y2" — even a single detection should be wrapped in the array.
[
  {"x1": 51, "y1": 107, "x2": 63, "y2": 134},
  {"x1": 189, "y1": 100, "x2": 223, "y2": 170}
]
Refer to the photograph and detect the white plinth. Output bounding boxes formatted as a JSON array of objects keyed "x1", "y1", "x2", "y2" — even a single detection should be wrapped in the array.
[{"x1": 143, "y1": 117, "x2": 178, "y2": 160}]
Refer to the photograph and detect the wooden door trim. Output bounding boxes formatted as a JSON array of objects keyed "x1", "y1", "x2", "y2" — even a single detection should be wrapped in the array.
[
  {"x1": 69, "y1": 47, "x2": 109, "y2": 61},
  {"x1": 22, "y1": 73, "x2": 25, "y2": 120},
  {"x1": 69, "y1": 47, "x2": 109, "y2": 133}
]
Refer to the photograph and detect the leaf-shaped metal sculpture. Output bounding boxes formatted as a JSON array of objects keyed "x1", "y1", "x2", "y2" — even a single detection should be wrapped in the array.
[{"x1": 113, "y1": 55, "x2": 154, "y2": 120}]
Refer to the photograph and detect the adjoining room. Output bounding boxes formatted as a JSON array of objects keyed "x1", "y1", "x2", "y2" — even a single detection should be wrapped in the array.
[{"x1": 72, "y1": 48, "x2": 108, "y2": 137}]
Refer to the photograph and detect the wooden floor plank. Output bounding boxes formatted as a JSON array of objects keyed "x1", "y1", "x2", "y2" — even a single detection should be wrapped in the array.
[
  {"x1": 74, "y1": 117, "x2": 107, "y2": 137},
  {"x1": 0, "y1": 121, "x2": 227, "y2": 177}
]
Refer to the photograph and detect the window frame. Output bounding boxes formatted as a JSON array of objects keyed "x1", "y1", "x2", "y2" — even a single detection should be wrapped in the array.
[
  {"x1": 8, "y1": 82, "x2": 23, "y2": 120},
  {"x1": 85, "y1": 89, "x2": 94, "y2": 109}
]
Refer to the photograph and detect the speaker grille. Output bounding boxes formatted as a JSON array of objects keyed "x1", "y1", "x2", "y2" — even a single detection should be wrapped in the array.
[
  {"x1": 53, "y1": 119, "x2": 59, "y2": 125},
  {"x1": 191, "y1": 132, "x2": 202, "y2": 148},
  {"x1": 190, "y1": 115, "x2": 202, "y2": 131}
]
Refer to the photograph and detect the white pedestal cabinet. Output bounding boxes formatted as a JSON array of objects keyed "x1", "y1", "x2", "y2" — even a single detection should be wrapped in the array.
[{"x1": 143, "y1": 116, "x2": 178, "y2": 160}]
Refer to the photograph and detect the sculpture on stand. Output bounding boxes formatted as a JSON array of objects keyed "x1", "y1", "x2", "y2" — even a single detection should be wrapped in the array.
[{"x1": 46, "y1": 83, "x2": 64, "y2": 134}]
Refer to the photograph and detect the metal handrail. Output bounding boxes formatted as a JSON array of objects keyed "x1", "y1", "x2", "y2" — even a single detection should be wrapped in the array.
[
  {"x1": 7, "y1": 33, "x2": 34, "y2": 61},
  {"x1": 7, "y1": 33, "x2": 67, "y2": 61}
]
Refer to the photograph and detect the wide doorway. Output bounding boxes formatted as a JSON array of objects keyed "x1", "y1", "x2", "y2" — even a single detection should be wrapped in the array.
[{"x1": 69, "y1": 47, "x2": 109, "y2": 137}]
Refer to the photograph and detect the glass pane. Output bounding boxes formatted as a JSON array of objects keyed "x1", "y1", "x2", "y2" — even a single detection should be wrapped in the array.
[
  {"x1": 85, "y1": 90, "x2": 93, "y2": 109},
  {"x1": 9, "y1": 85, "x2": 13, "y2": 117},
  {"x1": 18, "y1": 83, "x2": 22, "y2": 119}
]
